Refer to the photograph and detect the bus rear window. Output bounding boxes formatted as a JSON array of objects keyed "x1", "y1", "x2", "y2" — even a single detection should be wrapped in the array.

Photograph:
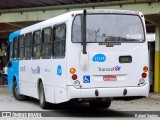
[{"x1": 72, "y1": 14, "x2": 144, "y2": 43}]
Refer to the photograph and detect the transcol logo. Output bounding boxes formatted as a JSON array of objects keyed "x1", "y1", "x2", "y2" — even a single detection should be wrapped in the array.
[
  {"x1": 115, "y1": 66, "x2": 121, "y2": 71},
  {"x1": 99, "y1": 66, "x2": 121, "y2": 72},
  {"x1": 31, "y1": 66, "x2": 40, "y2": 74},
  {"x1": 92, "y1": 54, "x2": 106, "y2": 62}
]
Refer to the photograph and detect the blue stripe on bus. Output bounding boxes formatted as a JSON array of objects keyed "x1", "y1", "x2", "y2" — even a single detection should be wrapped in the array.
[
  {"x1": 8, "y1": 30, "x2": 21, "y2": 93},
  {"x1": 9, "y1": 30, "x2": 21, "y2": 42},
  {"x1": 8, "y1": 60, "x2": 20, "y2": 92}
]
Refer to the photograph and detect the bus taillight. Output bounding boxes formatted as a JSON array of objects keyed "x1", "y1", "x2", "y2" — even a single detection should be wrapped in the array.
[
  {"x1": 143, "y1": 66, "x2": 148, "y2": 72},
  {"x1": 72, "y1": 74, "x2": 77, "y2": 80},
  {"x1": 142, "y1": 73, "x2": 147, "y2": 78},
  {"x1": 70, "y1": 68, "x2": 76, "y2": 74}
]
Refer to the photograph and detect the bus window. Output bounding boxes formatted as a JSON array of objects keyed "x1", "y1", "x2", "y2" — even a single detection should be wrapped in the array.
[
  {"x1": 42, "y1": 28, "x2": 52, "y2": 59},
  {"x1": 72, "y1": 15, "x2": 82, "y2": 42},
  {"x1": 9, "y1": 43, "x2": 13, "y2": 61},
  {"x1": 24, "y1": 33, "x2": 32, "y2": 60},
  {"x1": 72, "y1": 14, "x2": 144, "y2": 43},
  {"x1": 13, "y1": 37, "x2": 18, "y2": 59},
  {"x1": 53, "y1": 24, "x2": 66, "y2": 58},
  {"x1": 33, "y1": 30, "x2": 42, "y2": 59},
  {"x1": 19, "y1": 35, "x2": 25, "y2": 60}
]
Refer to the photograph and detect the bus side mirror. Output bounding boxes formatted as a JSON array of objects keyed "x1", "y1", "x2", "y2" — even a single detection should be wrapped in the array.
[{"x1": 8, "y1": 60, "x2": 12, "y2": 67}]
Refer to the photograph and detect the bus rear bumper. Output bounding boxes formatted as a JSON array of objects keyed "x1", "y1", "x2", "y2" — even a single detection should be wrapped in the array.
[{"x1": 67, "y1": 84, "x2": 149, "y2": 100}]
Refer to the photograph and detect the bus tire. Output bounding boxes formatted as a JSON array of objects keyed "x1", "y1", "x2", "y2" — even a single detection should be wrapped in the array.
[
  {"x1": 39, "y1": 82, "x2": 49, "y2": 109},
  {"x1": 12, "y1": 81, "x2": 26, "y2": 101},
  {"x1": 89, "y1": 100, "x2": 111, "y2": 109}
]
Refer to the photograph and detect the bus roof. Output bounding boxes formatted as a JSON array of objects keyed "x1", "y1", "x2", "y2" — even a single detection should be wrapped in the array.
[{"x1": 9, "y1": 9, "x2": 141, "y2": 42}]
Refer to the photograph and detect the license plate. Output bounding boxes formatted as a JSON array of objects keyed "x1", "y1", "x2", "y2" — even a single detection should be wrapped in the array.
[{"x1": 103, "y1": 76, "x2": 117, "y2": 81}]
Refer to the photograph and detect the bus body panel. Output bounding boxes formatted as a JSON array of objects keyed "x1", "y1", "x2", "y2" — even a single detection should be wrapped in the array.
[
  {"x1": 19, "y1": 21, "x2": 68, "y2": 103},
  {"x1": 67, "y1": 43, "x2": 149, "y2": 89},
  {"x1": 67, "y1": 84, "x2": 149, "y2": 100},
  {"x1": 51, "y1": 58, "x2": 68, "y2": 103},
  {"x1": 18, "y1": 48, "x2": 68, "y2": 103},
  {"x1": 19, "y1": 59, "x2": 56, "y2": 102},
  {"x1": 66, "y1": 10, "x2": 149, "y2": 99}
]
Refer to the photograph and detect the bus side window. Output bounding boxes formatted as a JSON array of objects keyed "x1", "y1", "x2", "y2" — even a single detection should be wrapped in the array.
[
  {"x1": 53, "y1": 24, "x2": 66, "y2": 58},
  {"x1": 13, "y1": 37, "x2": 19, "y2": 59},
  {"x1": 42, "y1": 27, "x2": 52, "y2": 59},
  {"x1": 24, "y1": 33, "x2": 32, "y2": 60},
  {"x1": 19, "y1": 35, "x2": 25, "y2": 60},
  {"x1": 9, "y1": 43, "x2": 13, "y2": 61},
  {"x1": 33, "y1": 30, "x2": 42, "y2": 59}
]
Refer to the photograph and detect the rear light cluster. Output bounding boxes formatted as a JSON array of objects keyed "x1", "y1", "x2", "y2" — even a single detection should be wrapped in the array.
[
  {"x1": 70, "y1": 68, "x2": 80, "y2": 86},
  {"x1": 70, "y1": 68, "x2": 77, "y2": 80},
  {"x1": 139, "y1": 66, "x2": 148, "y2": 85},
  {"x1": 142, "y1": 66, "x2": 148, "y2": 78}
]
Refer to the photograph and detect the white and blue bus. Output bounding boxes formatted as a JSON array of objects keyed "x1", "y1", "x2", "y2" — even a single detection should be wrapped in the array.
[{"x1": 8, "y1": 9, "x2": 149, "y2": 109}]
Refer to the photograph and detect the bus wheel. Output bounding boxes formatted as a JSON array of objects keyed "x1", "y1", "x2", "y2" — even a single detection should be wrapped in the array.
[
  {"x1": 89, "y1": 100, "x2": 111, "y2": 109},
  {"x1": 12, "y1": 81, "x2": 26, "y2": 101},
  {"x1": 39, "y1": 82, "x2": 49, "y2": 109}
]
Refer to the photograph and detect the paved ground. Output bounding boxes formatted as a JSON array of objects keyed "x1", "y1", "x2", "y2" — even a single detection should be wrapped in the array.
[{"x1": 0, "y1": 85, "x2": 160, "y2": 120}]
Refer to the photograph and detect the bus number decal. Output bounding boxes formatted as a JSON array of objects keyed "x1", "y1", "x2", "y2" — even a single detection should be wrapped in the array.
[{"x1": 92, "y1": 54, "x2": 106, "y2": 62}]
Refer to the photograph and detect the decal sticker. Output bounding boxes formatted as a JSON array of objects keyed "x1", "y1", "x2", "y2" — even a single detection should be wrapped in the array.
[
  {"x1": 83, "y1": 76, "x2": 90, "y2": 83},
  {"x1": 20, "y1": 66, "x2": 25, "y2": 72},
  {"x1": 92, "y1": 54, "x2": 106, "y2": 62},
  {"x1": 115, "y1": 66, "x2": 121, "y2": 71},
  {"x1": 31, "y1": 66, "x2": 40, "y2": 74},
  {"x1": 37, "y1": 66, "x2": 40, "y2": 74},
  {"x1": 57, "y1": 65, "x2": 62, "y2": 76},
  {"x1": 99, "y1": 66, "x2": 121, "y2": 72},
  {"x1": 45, "y1": 69, "x2": 51, "y2": 72}
]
